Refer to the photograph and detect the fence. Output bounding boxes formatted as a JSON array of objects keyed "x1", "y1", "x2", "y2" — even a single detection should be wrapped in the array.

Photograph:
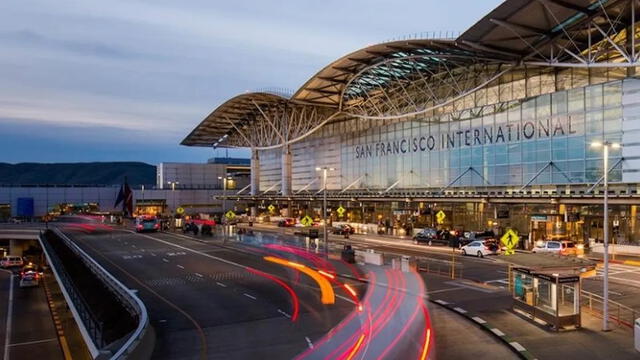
[
  {"x1": 416, "y1": 255, "x2": 464, "y2": 279},
  {"x1": 41, "y1": 228, "x2": 152, "y2": 359},
  {"x1": 581, "y1": 289, "x2": 638, "y2": 329}
]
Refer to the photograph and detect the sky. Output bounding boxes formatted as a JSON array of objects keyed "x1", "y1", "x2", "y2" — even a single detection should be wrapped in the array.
[{"x1": 0, "y1": 0, "x2": 502, "y2": 165}]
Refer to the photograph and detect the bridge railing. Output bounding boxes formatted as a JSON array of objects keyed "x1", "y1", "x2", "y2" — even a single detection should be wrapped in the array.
[{"x1": 40, "y1": 228, "x2": 153, "y2": 359}]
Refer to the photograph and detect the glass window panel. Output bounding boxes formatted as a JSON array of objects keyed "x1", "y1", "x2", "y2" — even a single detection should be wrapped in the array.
[
  {"x1": 552, "y1": 91, "x2": 568, "y2": 115},
  {"x1": 586, "y1": 84, "x2": 603, "y2": 110},
  {"x1": 568, "y1": 87, "x2": 584, "y2": 113}
]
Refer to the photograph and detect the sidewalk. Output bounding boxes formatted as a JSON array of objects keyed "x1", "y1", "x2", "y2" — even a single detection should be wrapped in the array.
[{"x1": 422, "y1": 272, "x2": 639, "y2": 360}]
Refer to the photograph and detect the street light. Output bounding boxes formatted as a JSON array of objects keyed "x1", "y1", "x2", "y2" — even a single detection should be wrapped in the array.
[
  {"x1": 590, "y1": 140, "x2": 621, "y2": 331},
  {"x1": 167, "y1": 181, "x2": 179, "y2": 213},
  {"x1": 218, "y1": 175, "x2": 232, "y2": 213},
  {"x1": 316, "y1": 167, "x2": 335, "y2": 257}
]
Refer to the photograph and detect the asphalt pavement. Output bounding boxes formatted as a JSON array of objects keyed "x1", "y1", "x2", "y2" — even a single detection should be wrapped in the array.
[
  {"x1": 0, "y1": 268, "x2": 63, "y2": 360},
  {"x1": 63, "y1": 228, "x2": 357, "y2": 360}
]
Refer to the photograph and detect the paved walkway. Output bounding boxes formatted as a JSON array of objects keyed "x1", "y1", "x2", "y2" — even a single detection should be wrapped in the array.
[{"x1": 422, "y1": 272, "x2": 639, "y2": 360}]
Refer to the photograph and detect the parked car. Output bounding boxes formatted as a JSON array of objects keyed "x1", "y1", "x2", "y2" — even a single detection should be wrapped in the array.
[
  {"x1": 277, "y1": 218, "x2": 296, "y2": 227},
  {"x1": 332, "y1": 224, "x2": 355, "y2": 235},
  {"x1": 19, "y1": 264, "x2": 40, "y2": 288},
  {"x1": 459, "y1": 230, "x2": 496, "y2": 248},
  {"x1": 413, "y1": 228, "x2": 448, "y2": 246},
  {"x1": 532, "y1": 241, "x2": 577, "y2": 256},
  {"x1": 0, "y1": 255, "x2": 24, "y2": 268},
  {"x1": 461, "y1": 240, "x2": 500, "y2": 258},
  {"x1": 135, "y1": 215, "x2": 160, "y2": 232}
]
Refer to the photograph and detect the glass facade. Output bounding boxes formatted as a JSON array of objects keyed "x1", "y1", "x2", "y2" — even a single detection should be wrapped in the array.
[{"x1": 340, "y1": 81, "x2": 624, "y2": 189}]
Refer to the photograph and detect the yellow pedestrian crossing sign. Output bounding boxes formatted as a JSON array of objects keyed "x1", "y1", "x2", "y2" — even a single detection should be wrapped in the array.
[
  {"x1": 500, "y1": 229, "x2": 519, "y2": 255},
  {"x1": 176, "y1": 207, "x2": 185, "y2": 215},
  {"x1": 336, "y1": 206, "x2": 346, "y2": 217},
  {"x1": 436, "y1": 210, "x2": 446, "y2": 224},
  {"x1": 300, "y1": 215, "x2": 313, "y2": 226},
  {"x1": 225, "y1": 210, "x2": 236, "y2": 220},
  {"x1": 268, "y1": 204, "x2": 275, "y2": 213}
]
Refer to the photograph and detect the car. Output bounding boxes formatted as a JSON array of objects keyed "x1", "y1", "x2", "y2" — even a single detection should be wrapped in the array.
[
  {"x1": 277, "y1": 218, "x2": 296, "y2": 227},
  {"x1": 0, "y1": 255, "x2": 24, "y2": 268},
  {"x1": 461, "y1": 240, "x2": 500, "y2": 258},
  {"x1": 332, "y1": 224, "x2": 355, "y2": 235},
  {"x1": 135, "y1": 215, "x2": 160, "y2": 232},
  {"x1": 19, "y1": 264, "x2": 40, "y2": 288},
  {"x1": 341, "y1": 245, "x2": 356, "y2": 263},
  {"x1": 413, "y1": 228, "x2": 450, "y2": 246},
  {"x1": 532, "y1": 240, "x2": 577, "y2": 256}
]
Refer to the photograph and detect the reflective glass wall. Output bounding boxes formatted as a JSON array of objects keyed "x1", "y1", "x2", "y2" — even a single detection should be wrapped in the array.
[{"x1": 339, "y1": 80, "x2": 624, "y2": 189}]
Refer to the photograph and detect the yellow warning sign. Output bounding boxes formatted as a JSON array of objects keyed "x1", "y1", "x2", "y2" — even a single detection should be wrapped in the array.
[
  {"x1": 436, "y1": 210, "x2": 446, "y2": 224},
  {"x1": 336, "y1": 206, "x2": 346, "y2": 217},
  {"x1": 176, "y1": 207, "x2": 185, "y2": 215},
  {"x1": 225, "y1": 210, "x2": 236, "y2": 220},
  {"x1": 500, "y1": 228, "x2": 520, "y2": 255},
  {"x1": 300, "y1": 215, "x2": 313, "y2": 226},
  {"x1": 268, "y1": 204, "x2": 276, "y2": 213}
]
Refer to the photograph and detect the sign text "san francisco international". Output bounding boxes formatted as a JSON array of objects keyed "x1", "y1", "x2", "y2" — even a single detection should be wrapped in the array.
[{"x1": 354, "y1": 117, "x2": 577, "y2": 159}]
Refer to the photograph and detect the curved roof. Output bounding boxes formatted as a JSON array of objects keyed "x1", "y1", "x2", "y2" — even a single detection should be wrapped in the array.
[
  {"x1": 181, "y1": 92, "x2": 288, "y2": 147},
  {"x1": 183, "y1": 0, "x2": 632, "y2": 148}
]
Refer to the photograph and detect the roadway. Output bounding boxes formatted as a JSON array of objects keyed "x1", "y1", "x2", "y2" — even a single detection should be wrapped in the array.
[
  {"x1": 0, "y1": 268, "x2": 63, "y2": 360},
  {"x1": 62, "y1": 227, "x2": 359, "y2": 360}
]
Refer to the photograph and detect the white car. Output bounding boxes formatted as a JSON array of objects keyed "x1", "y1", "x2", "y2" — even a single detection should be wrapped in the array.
[
  {"x1": 19, "y1": 265, "x2": 40, "y2": 288},
  {"x1": 0, "y1": 256, "x2": 24, "y2": 268},
  {"x1": 532, "y1": 241, "x2": 577, "y2": 256},
  {"x1": 460, "y1": 240, "x2": 500, "y2": 258}
]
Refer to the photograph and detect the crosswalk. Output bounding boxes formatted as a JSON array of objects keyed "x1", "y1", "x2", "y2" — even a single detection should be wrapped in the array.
[
  {"x1": 596, "y1": 263, "x2": 640, "y2": 277},
  {"x1": 484, "y1": 279, "x2": 509, "y2": 289}
]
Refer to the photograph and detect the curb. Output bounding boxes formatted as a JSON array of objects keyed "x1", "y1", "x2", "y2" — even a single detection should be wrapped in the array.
[
  {"x1": 588, "y1": 256, "x2": 640, "y2": 267},
  {"x1": 42, "y1": 273, "x2": 73, "y2": 359},
  {"x1": 429, "y1": 298, "x2": 537, "y2": 360}
]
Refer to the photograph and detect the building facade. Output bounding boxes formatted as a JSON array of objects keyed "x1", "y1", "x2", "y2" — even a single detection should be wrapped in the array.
[{"x1": 182, "y1": 0, "x2": 640, "y2": 247}]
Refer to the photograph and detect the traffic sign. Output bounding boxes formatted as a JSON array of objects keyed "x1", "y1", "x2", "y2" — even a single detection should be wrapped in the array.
[
  {"x1": 300, "y1": 215, "x2": 313, "y2": 226},
  {"x1": 336, "y1": 206, "x2": 346, "y2": 217},
  {"x1": 225, "y1": 210, "x2": 236, "y2": 220},
  {"x1": 500, "y1": 228, "x2": 520, "y2": 255},
  {"x1": 176, "y1": 207, "x2": 185, "y2": 215},
  {"x1": 268, "y1": 204, "x2": 276, "y2": 213},
  {"x1": 436, "y1": 210, "x2": 446, "y2": 224}
]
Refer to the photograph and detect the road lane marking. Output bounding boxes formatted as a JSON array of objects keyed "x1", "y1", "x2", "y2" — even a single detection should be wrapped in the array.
[
  {"x1": 305, "y1": 336, "x2": 314, "y2": 349},
  {"x1": 426, "y1": 287, "x2": 463, "y2": 294},
  {"x1": 177, "y1": 265, "x2": 184, "y2": 269},
  {"x1": 7, "y1": 338, "x2": 58, "y2": 347},
  {"x1": 133, "y1": 231, "x2": 357, "y2": 305},
  {"x1": 510, "y1": 342, "x2": 526, "y2": 352},
  {"x1": 2, "y1": 271, "x2": 14, "y2": 360},
  {"x1": 162, "y1": 258, "x2": 169, "y2": 263},
  {"x1": 453, "y1": 307, "x2": 467, "y2": 314},
  {"x1": 132, "y1": 245, "x2": 136, "y2": 248},
  {"x1": 472, "y1": 316, "x2": 486, "y2": 324},
  {"x1": 243, "y1": 293, "x2": 256, "y2": 300},
  {"x1": 434, "y1": 299, "x2": 449, "y2": 305},
  {"x1": 216, "y1": 282, "x2": 227, "y2": 287},
  {"x1": 277, "y1": 309, "x2": 291, "y2": 318},
  {"x1": 491, "y1": 328, "x2": 505, "y2": 336},
  {"x1": 194, "y1": 273, "x2": 203, "y2": 278}
]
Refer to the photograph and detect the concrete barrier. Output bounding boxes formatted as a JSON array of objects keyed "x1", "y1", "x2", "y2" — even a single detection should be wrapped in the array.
[{"x1": 355, "y1": 249, "x2": 384, "y2": 265}]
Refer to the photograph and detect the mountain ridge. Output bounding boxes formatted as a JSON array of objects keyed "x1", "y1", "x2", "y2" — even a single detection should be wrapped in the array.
[{"x1": 0, "y1": 162, "x2": 156, "y2": 185}]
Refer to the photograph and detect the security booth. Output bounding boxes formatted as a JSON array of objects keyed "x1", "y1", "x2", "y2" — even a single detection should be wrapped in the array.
[{"x1": 512, "y1": 267, "x2": 581, "y2": 331}]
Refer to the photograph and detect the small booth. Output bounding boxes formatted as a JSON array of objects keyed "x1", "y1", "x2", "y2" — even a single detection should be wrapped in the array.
[{"x1": 512, "y1": 267, "x2": 581, "y2": 331}]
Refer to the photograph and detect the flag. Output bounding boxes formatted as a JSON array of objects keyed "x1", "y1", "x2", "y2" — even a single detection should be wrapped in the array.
[{"x1": 115, "y1": 177, "x2": 134, "y2": 217}]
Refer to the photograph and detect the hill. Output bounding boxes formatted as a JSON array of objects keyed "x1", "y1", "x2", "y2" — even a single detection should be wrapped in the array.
[{"x1": 0, "y1": 162, "x2": 156, "y2": 185}]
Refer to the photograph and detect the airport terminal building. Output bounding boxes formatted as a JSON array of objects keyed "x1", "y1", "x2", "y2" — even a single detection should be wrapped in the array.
[{"x1": 183, "y1": 0, "x2": 640, "y2": 247}]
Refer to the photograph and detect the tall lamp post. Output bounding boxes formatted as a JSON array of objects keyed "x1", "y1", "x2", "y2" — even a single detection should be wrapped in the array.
[
  {"x1": 218, "y1": 175, "x2": 231, "y2": 213},
  {"x1": 591, "y1": 140, "x2": 620, "y2": 331},
  {"x1": 167, "y1": 181, "x2": 179, "y2": 214},
  {"x1": 315, "y1": 167, "x2": 334, "y2": 257}
]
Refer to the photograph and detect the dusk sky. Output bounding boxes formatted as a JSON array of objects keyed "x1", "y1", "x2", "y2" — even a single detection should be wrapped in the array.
[{"x1": 0, "y1": 0, "x2": 501, "y2": 165}]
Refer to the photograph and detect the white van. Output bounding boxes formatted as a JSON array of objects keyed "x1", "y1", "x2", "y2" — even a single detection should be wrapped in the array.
[{"x1": 0, "y1": 256, "x2": 24, "y2": 268}]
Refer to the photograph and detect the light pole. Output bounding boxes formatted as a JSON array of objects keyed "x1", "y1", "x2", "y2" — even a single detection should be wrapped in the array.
[
  {"x1": 167, "y1": 181, "x2": 179, "y2": 214},
  {"x1": 218, "y1": 175, "x2": 231, "y2": 213},
  {"x1": 316, "y1": 167, "x2": 334, "y2": 257},
  {"x1": 591, "y1": 140, "x2": 620, "y2": 331}
]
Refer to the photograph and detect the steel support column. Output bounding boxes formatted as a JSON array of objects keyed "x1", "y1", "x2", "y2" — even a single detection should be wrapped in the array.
[{"x1": 281, "y1": 145, "x2": 292, "y2": 196}]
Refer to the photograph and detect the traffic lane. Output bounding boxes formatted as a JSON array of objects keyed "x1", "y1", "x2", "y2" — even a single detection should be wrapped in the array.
[
  {"x1": 235, "y1": 225, "x2": 509, "y2": 283},
  {"x1": 64, "y1": 230, "x2": 204, "y2": 360},
  {"x1": 429, "y1": 303, "x2": 517, "y2": 360},
  {"x1": 68, "y1": 230, "x2": 355, "y2": 359},
  {"x1": 8, "y1": 276, "x2": 63, "y2": 360},
  {"x1": 0, "y1": 270, "x2": 11, "y2": 360}
]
